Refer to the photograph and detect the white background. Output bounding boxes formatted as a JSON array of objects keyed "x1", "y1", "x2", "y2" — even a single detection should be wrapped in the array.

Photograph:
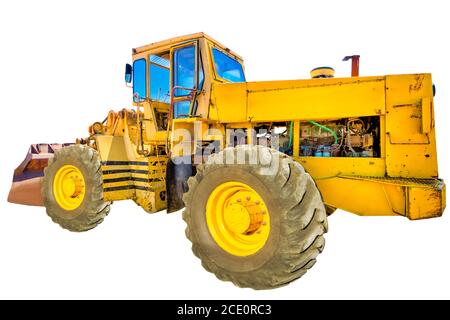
[{"x1": 0, "y1": 0, "x2": 449, "y2": 299}]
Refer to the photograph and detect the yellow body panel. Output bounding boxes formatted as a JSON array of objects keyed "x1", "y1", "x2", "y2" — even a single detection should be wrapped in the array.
[
  {"x1": 211, "y1": 76, "x2": 385, "y2": 122},
  {"x1": 314, "y1": 176, "x2": 444, "y2": 218},
  {"x1": 94, "y1": 118, "x2": 167, "y2": 212},
  {"x1": 385, "y1": 74, "x2": 438, "y2": 178},
  {"x1": 408, "y1": 184, "x2": 445, "y2": 220},
  {"x1": 296, "y1": 157, "x2": 385, "y2": 177},
  {"x1": 133, "y1": 32, "x2": 243, "y2": 61},
  {"x1": 208, "y1": 72, "x2": 444, "y2": 219}
]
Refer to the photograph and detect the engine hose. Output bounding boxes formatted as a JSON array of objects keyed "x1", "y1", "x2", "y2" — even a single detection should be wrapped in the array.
[
  {"x1": 288, "y1": 121, "x2": 294, "y2": 149},
  {"x1": 308, "y1": 120, "x2": 338, "y2": 144}
]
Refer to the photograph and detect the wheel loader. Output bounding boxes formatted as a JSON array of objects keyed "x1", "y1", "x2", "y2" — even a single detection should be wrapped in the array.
[{"x1": 8, "y1": 33, "x2": 446, "y2": 289}]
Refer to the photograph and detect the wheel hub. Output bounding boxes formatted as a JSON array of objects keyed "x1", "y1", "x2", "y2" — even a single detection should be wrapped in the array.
[
  {"x1": 206, "y1": 181, "x2": 270, "y2": 256},
  {"x1": 223, "y1": 204, "x2": 251, "y2": 234},
  {"x1": 53, "y1": 165, "x2": 85, "y2": 211}
]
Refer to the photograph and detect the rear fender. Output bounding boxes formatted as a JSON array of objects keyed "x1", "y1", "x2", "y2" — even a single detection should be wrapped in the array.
[{"x1": 166, "y1": 156, "x2": 194, "y2": 213}]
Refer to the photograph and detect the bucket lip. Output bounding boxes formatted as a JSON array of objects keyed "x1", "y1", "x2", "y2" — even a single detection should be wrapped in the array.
[
  {"x1": 13, "y1": 171, "x2": 45, "y2": 182},
  {"x1": 12, "y1": 143, "x2": 73, "y2": 181}
]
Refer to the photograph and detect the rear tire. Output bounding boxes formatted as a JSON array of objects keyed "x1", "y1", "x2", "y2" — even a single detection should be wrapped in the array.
[
  {"x1": 183, "y1": 145, "x2": 328, "y2": 289},
  {"x1": 42, "y1": 144, "x2": 110, "y2": 232}
]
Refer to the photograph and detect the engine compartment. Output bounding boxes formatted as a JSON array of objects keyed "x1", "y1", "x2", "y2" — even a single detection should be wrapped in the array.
[
  {"x1": 299, "y1": 116, "x2": 381, "y2": 158},
  {"x1": 229, "y1": 116, "x2": 381, "y2": 158}
]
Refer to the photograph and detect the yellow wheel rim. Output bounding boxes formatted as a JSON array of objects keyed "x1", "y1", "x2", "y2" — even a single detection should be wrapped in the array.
[
  {"x1": 206, "y1": 181, "x2": 270, "y2": 256},
  {"x1": 53, "y1": 165, "x2": 86, "y2": 211}
]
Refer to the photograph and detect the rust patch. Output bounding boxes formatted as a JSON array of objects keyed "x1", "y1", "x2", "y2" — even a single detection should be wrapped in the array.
[{"x1": 409, "y1": 75, "x2": 424, "y2": 93}]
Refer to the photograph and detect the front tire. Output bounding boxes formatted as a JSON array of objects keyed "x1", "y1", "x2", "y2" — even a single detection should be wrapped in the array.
[
  {"x1": 183, "y1": 145, "x2": 328, "y2": 289},
  {"x1": 42, "y1": 144, "x2": 110, "y2": 232}
]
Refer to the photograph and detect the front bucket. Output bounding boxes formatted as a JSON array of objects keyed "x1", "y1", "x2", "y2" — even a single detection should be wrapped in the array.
[{"x1": 7, "y1": 143, "x2": 72, "y2": 206}]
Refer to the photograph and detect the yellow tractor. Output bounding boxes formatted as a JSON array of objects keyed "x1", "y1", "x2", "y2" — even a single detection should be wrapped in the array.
[{"x1": 8, "y1": 33, "x2": 446, "y2": 289}]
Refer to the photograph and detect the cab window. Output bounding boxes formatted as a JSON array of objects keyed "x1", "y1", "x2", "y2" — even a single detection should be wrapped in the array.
[
  {"x1": 173, "y1": 45, "x2": 195, "y2": 97},
  {"x1": 149, "y1": 54, "x2": 170, "y2": 103},
  {"x1": 173, "y1": 101, "x2": 191, "y2": 119},
  {"x1": 212, "y1": 48, "x2": 245, "y2": 83},
  {"x1": 133, "y1": 58, "x2": 147, "y2": 102}
]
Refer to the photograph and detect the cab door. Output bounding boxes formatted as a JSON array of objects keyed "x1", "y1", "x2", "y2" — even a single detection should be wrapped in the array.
[
  {"x1": 166, "y1": 41, "x2": 205, "y2": 213},
  {"x1": 170, "y1": 41, "x2": 203, "y2": 119}
]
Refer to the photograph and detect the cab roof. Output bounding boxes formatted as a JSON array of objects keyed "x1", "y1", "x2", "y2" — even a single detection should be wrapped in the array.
[{"x1": 132, "y1": 32, "x2": 243, "y2": 61}]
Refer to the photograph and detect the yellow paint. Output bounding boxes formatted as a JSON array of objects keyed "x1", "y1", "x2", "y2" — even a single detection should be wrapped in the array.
[
  {"x1": 83, "y1": 33, "x2": 445, "y2": 220},
  {"x1": 421, "y1": 97, "x2": 432, "y2": 134},
  {"x1": 408, "y1": 183, "x2": 445, "y2": 220},
  {"x1": 133, "y1": 32, "x2": 243, "y2": 61},
  {"x1": 94, "y1": 113, "x2": 167, "y2": 210},
  {"x1": 312, "y1": 175, "x2": 444, "y2": 219},
  {"x1": 296, "y1": 157, "x2": 385, "y2": 177},
  {"x1": 206, "y1": 181, "x2": 270, "y2": 256},
  {"x1": 53, "y1": 165, "x2": 85, "y2": 211},
  {"x1": 385, "y1": 74, "x2": 438, "y2": 178},
  {"x1": 211, "y1": 77, "x2": 385, "y2": 122},
  {"x1": 207, "y1": 70, "x2": 443, "y2": 219}
]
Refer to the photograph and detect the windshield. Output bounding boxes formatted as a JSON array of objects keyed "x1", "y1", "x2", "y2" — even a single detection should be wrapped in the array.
[{"x1": 212, "y1": 48, "x2": 245, "y2": 83}]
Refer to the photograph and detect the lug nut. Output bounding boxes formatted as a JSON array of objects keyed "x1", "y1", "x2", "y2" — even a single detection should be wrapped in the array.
[
  {"x1": 246, "y1": 196, "x2": 251, "y2": 201},
  {"x1": 236, "y1": 198, "x2": 242, "y2": 203}
]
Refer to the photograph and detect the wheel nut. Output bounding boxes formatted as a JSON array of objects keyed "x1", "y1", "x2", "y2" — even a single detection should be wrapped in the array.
[
  {"x1": 246, "y1": 196, "x2": 251, "y2": 201},
  {"x1": 255, "y1": 200, "x2": 260, "y2": 205},
  {"x1": 237, "y1": 198, "x2": 242, "y2": 203}
]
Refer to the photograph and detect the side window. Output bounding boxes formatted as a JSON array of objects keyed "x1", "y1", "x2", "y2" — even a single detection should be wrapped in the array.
[
  {"x1": 212, "y1": 48, "x2": 245, "y2": 83},
  {"x1": 173, "y1": 101, "x2": 191, "y2": 119},
  {"x1": 173, "y1": 45, "x2": 195, "y2": 97},
  {"x1": 149, "y1": 54, "x2": 170, "y2": 103},
  {"x1": 172, "y1": 44, "x2": 204, "y2": 118},
  {"x1": 133, "y1": 59, "x2": 147, "y2": 102}
]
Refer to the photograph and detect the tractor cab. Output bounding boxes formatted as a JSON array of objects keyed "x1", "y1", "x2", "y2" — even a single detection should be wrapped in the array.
[{"x1": 125, "y1": 33, "x2": 245, "y2": 133}]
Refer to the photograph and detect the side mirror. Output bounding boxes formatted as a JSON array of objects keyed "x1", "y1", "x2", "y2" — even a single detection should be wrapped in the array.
[{"x1": 125, "y1": 63, "x2": 132, "y2": 83}]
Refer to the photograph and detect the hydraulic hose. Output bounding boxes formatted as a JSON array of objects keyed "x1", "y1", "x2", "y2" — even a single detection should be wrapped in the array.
[
  {"x1": 288, "y1": 121, "x2": 294, "y2": 149},
  {"x1": 307, "y1": 120, "x2": 338, "y2": 144}
]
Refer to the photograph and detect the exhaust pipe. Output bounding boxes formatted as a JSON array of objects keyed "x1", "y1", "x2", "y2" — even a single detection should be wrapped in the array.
[
  {"x1": 8, "y1": 143, "x2": 72, "y2": 206},
  {"x1": 343, "y1": 55, "x2": 360, "y2": 77}
]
